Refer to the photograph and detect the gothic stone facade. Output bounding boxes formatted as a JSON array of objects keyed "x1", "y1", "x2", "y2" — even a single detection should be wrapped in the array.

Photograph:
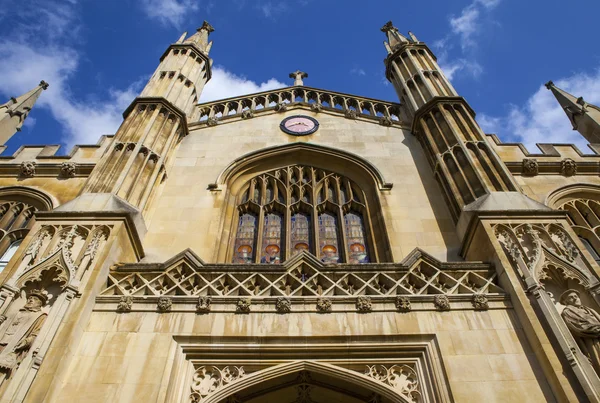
[{"x1": 0, "y1": 21, "x2": 600, "y2": 403}]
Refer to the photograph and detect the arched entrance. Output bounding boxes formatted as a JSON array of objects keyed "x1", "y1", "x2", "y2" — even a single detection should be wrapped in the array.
[{"x1": 197, "y1": 361, "x2": 417, "y2": 403}]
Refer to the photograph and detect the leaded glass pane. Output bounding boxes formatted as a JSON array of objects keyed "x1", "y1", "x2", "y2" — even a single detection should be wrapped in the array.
[
  {"x1": 233, "y1": 213, "x2": 257, "y2": 263},
  {"x1": 319, "y1": 213, "x2": 339, "y2": 263},
  {"x1": 344, "y1": 212, "x2": 369, "y2": 264},
  {"x1": 291, "y1": 213, "x2": 311, "y2": 255},
  {"x1": 261, "y1": 213, "x2": 283, "y2": 264}
]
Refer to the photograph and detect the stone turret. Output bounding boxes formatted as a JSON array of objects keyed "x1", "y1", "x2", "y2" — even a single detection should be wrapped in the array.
[
  {"x1": 546, "y1": 80, "x2": 600, "y2": 144},
  {"x1": 82, "y1": 21, "x2": 214, "y2": 213},
  {"x1": 0, "y1": 81, "x2": 48, "y2": 145},
  {"x1": 382, "y1": 21, "x2": 517, "y2": 220}
]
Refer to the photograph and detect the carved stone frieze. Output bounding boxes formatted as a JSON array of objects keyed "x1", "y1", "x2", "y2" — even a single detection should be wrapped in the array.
[
  {"x1": 241, "y1": 110, "x2": 253, "y2": 119},
  {"x1": 275, "y1": 297, "x2": 291, "y2": 313},
  {"x1": 364, "y1": 364, "x2": 421, "y2": 402},
  {"x1": 190, "y1": 366, "x2": 245, "y2": 403},
  {"x1": 379, "y1": 116, "x2": 393, "y2": 126},
  {"x1": 433, "y1": 294, "x2": 450, "y2": 311},
  {"x1": 157, "y1": 297, "x2": 172, "y2": 312},
  {"x1": 196, "y1": 296, "x2": 211, "y2": 313},
  {"x1": 522, "y1": 158, "x2": 538, "y2": 176},
  {"x1": 275, "y1": 103, "x2": 288, "y2": 112},
  {"x1": 356, "y1": 295, "x2": 372, "y2": 312},
  {"x1": 116, "y1": 296, "x2": 133, "y2": 312},
  {"x1": 345, "y1": 109, "x2": 357, "y2": 120},
  {"x1": 60, "y1": 162, "x2": 76, "y2": 177},
  {"x1": 395, "y1": 296, "x2": 411, "y2": 312},
  {"x1": 206, "y1": 117, "x2": 218, "y2": 127},
  {"x1": 20, "y1": 161, "x2": 36, "y2": 177},
  {"x1": 310, "y1": 103, "x2": 322, "y2": 112},
  {"x1": 472, "y1": 293, "x2": 489, "y2": 310},
  {"x1": 236, "y1": 298, "x2": 251, "y2": 313},
  {"x1": 316, "y1": 297, "x2": 332, "y2": 313}
]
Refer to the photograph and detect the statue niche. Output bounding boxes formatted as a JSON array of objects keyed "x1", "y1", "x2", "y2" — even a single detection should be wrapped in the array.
[
  {"x1": 560, "y1": 289, "x2": 600, "y2": 377},
  {"x1": 0, "y1": 288, "x2": 49, "y2": 381}
]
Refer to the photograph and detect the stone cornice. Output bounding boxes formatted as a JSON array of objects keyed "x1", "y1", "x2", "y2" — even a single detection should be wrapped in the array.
[
  {"x1": 411, "y1": 96, "x2": 477, "y2": 134},
  {"x1": 121, "y1": 96, "x2": 189, "y2": 137}
]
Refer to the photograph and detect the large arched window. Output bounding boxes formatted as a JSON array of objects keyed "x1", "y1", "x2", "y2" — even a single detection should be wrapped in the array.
[
  {"x1": 232, "y1": 165, "x2": 375, "y2": 264},
  {"x1": 557, "y1": 198, "x2": 600, "y2": 262}
]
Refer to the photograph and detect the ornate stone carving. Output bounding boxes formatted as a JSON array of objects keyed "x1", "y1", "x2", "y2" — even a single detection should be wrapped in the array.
[
  {"x1": 395, "y1": 296, "x2": 411, "y2": 312},
  {"x1": 60, "y1": 162, "x2": 76, "y2": 177},
  {"x1": 157, "y1": 297, "x2": 172, "y2": 312},
  {"x1": 25, "y1": 229, "x2": 50, "y2": 262},
  {"x1": 316, "y1": 297, "x2": 332, "y2": 313},
  {"x1": 553, "y1": 229, "x2": 579, "y2": 262},
  {"x1": 522, "y1": 158, "x2": 538, "y2": 176},
  {"x1": 379, "y1": 116, "x2": 393, "y2": 126},
  {"x1": 560, "y1": 289, "x2": 600, "y2": 376},
  {"x1": 275, "y1": 102, "x2": 288, "y2": 112},
  {"x1": 561, "y1": 158, "x2": 577, "y2": 176},
  {"x1": 236, "y1": 298, "x2": 251, "y2": 313},
  {"x1": 196, "y1": 296, "x2": 211, "y2": 313},
  {"x1": 0, "y1": 289, "x2": 49, "y2": 375},
  {"x1": 190, "y1": 366, "x2": 245, "y2": 402},
  {"x1": 472, "y1": 293, "x2": 489, "y2": 310},
  {"x1": 433, "y1": 295, "x2": 450, "y2": 311},
  {"x1": 206, "y1": 117, "x2": 218, "y2": 127},
  {"x1": 20, "y1": 161, "x2": 36, "y2": 177},
  {"x1": 356, "y1": 295, "x2": 372, "y2": 312},
  {"x1": 241, "y1": 110, "x2": 253, "y2": 119},
  {"x1": 310, "y1": 103, "x2": 322, "y2": 112},
  {"x1": 275, "y1": 297, "x2": 291, "y2": 313},
  {"x1": 116, "y1": 296, "x2": 133, "y2": 312},
  {"x1": 345, "y1": 109, "x2": 357, "y2": 119},
  {"x1": 496, "y1": 228, "x2": 522, "y2": 263},
  {"x1": 364, "y1": 364, "x2": 421, "y2": 402}
]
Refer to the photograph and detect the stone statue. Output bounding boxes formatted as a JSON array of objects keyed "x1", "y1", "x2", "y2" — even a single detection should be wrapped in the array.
[
  {"x1": 0, "y1": 289, "x2": 48, "y2": 375},
  {"x1": 560, "y1": 289, "x2": 600, "y2": 375}
]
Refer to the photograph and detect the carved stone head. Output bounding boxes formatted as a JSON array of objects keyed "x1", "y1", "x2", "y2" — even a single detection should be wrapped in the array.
[
  {"x1": 24, "y1": 289, "x2": 48, "y2": 311},
  {"x1": 560, "y1": 289, "x2": 582, "y2": 307}
]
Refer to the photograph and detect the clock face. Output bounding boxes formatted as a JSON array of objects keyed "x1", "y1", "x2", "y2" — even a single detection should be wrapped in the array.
[{"x1": 280, "y1": 115, "x2": 319, "y2": 136}]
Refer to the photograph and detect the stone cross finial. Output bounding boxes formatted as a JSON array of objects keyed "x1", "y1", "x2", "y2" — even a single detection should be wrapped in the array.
[
  {"x1": 198, "y1": 20, "x2": 214, "y2": 34},
  {"x1": 289, "y1": 70, "x2": 308, "y2": 86}
]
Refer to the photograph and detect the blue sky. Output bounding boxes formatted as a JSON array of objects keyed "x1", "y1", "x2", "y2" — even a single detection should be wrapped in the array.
[{"x1": 1, "y1": 0, "x2": 599, "y2": 154}]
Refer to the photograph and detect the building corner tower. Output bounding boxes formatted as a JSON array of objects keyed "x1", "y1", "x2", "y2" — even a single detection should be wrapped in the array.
[
  {"x1": 82, "y1": 21, "x2": 214, "y2": 212},
  {"x1": 381, "y1": 21, "x2": 518, "y2": 221}
]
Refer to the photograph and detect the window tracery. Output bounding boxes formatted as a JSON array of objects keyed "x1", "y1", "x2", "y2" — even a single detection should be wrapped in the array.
[
  {"x1": 232, "y1": 165, "x2": 375, "y2": 264},
  {"x1": 558, "y1": 198, "x2": 600, "y2": 263}
]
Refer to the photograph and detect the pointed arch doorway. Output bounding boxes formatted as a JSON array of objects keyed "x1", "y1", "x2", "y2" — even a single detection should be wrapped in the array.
[{"x1": 194, "y1": 361, "x2": 417, "y2": 403}]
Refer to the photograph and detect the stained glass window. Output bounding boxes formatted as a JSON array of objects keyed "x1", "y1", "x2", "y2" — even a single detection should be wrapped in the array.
[
  {"x1": 318, "y1": 213, "x2": 339, "y2": 263},
  {"x1": 291, "y1": 213, "x2": 311, "y2": 256},
  {"x1": 344, "y1": 212, "x2": 369, "y2": 264},
  {"x1": 261, "y1": 213, "x2": 283, "y2": 264},
  {"x1": 233, "y1": 165, "x2": 377, "y2": 263},
  {"x1": 233, "y1": 213, "x2": 257, "y2": 264}
]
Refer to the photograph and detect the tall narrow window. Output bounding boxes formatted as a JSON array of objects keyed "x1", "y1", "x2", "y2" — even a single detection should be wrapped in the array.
[
  {"x1": 0, "y1": 239, "x2": 21, "y2": 273},
  {"x1": 344, "y1": 212, "x2": 369, "y2": 264},
  {"x1": 291, "y1": 213, "x2": 311, "y2": 256},
  {"x1": 261, "y1": 213, "x2": 283, "y2": 264},
  {"x1": 319, "y1": 213, "x2": 340, "y2": 263},
  {"x1": 233, "y1": 213, "x2": 257, "y2": 264},
  {"x1": 232, "y1": 165, "x2": 379, "y2": 263}
]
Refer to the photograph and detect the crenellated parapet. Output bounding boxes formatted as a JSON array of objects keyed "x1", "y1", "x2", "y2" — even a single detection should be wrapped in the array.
[{"x1": 485, "y1": 133, "x2": 600, "y2": 176}]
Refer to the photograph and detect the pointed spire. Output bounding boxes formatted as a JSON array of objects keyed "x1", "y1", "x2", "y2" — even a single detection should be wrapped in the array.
[
  {"x1": 0, "y1": 80, "x2": 48, "y2": 145},
  {"x1": 381, "y1": 21, "x2": 409, "y2": 53},
  {"x1": 546, "y1": 80, "x2": 600, "y2": 143},
  {"x1": 183, "y1": 21, "x2": 214, "y2": 54}
]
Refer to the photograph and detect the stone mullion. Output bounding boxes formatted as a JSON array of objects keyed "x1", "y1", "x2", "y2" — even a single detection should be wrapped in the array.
[
  {"x1": 406, "y1": 51, "x2": 436, "y2": 100},
  {"x1": 392, "y1": 61, "x2": 418, "y2": 112},
  {"x1": 435, "y1": 153, "x2": 469, "y2": 209}
]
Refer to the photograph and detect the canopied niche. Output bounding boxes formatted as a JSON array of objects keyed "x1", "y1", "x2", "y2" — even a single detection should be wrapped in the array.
[{"x1": 213, "y1": 143, "x2": 393, "y2": 264}]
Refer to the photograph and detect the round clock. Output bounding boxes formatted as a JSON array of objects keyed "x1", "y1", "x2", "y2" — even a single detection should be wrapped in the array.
[{"x1": 280, "y1": 115, "x2": 319, "y2": 136}]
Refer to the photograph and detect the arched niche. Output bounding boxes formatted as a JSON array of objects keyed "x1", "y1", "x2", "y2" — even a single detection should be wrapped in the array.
[{"x1": 212, "y1": 143, "x2": 393, "y2": 263}]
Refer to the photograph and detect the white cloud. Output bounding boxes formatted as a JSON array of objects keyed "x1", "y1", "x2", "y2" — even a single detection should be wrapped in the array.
[
  {"x1": 0, "y1": 42, "x2": 142, "y2": 147},
  {"x1": 139, "y1": 0, "x2": 198, "y2": 28},
  {"x1": 436, "y1": 0, "x2": 502, "y2": 79},
  {"x1": 477, "y1": 68, "x2": 600, "y2": 152},
  {"x1": 200, "y1": 67, "x2": 286, "y2": 103},
  {"x1": 350, "y1": 68, "x2": 366, "y2": 76},
  {"x1": 257, "y1": 2, "x2": 288, "y2": 19},
  {"x1": 0, "y1": 1, "x2": 144, "y2": 148}
]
